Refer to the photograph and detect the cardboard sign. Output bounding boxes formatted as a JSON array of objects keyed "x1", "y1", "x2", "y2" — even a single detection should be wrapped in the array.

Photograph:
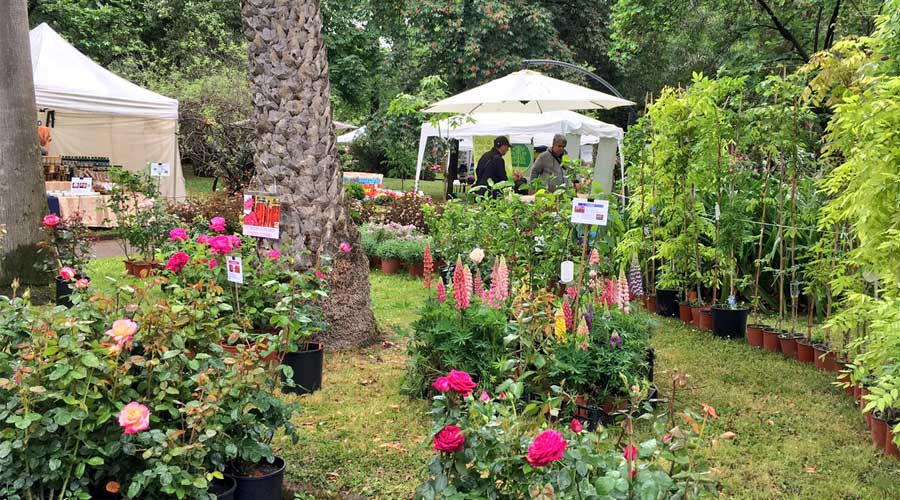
[
  {"x1": 570, "y1": 198, "x2": 609, "y2": 226},
  {"x1": 242, "y1": 194, "x2": 281, "y2": 239},
  {"x1": 70, "y1": 177, "x2": 93, "y2": 195},
  {"x1": 226, "y1": 255, "x2": 244, "y2": 284},
  {"x1": 342, "y1": 172, "x2": 383, "y2": 199},
  {"x1": 149, "y1": 162, "x2": 171, "y2": 177}
]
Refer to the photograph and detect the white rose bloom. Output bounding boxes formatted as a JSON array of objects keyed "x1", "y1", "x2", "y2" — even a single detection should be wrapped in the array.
[{"x1": 469, "y1": 248, "x2": 485, "y2": 264}]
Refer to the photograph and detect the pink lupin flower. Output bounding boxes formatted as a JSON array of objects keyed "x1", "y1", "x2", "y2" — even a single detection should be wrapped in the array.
[
  {"x1": 589, "y1": 248, "x2": 600, "y2": 265},
  {"x1": 474, "y1": 273, "x2": 484, "y2": 299},
  {"x1": 562, "y1": 299, "x2": 574, "y2": 332},
  {"x1": 423, "y1": 243, "x2": 433, "y2": 290},
  {"x1": 452, "y1": 258, "x2": 470, "y2": 310},
  {"x1": 566, "y1": 286, "x2": 577, "y2": 300},
  {"x1": 436, "y1": 280, "x2": 447, "y2": 303}
]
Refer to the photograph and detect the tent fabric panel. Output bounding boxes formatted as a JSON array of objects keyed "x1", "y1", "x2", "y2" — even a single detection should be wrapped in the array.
[
  {"x1": 593, "y1": 137, "x2": 619, "y2": 194},
  {"x1": 46, "y1": 111, "x2": 185, "y2": 200}
]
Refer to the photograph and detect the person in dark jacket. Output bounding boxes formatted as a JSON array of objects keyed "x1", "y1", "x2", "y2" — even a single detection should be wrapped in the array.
[{"x1": 473, "y1": 136, "x2": 510, "y2": 197}]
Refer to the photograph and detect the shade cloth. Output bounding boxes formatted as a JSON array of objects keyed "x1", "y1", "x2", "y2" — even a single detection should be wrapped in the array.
[{"x1": 30, "y1": 23, "x2": 185, "y2": 200}]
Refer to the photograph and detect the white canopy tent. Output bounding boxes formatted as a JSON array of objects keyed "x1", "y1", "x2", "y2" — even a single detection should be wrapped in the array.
[
  {"x1": 414, "y1": 111, "x2": 625, "y2": 193},
  {"x1": 30, "y1": 23, "x2": 185, "y2": 199},
  {"x1": 337, "y1": 126, "x2": 366, "y2": 144},
  {"x1": 424, "y1": 69, "x2": 634, "y2": 114}
]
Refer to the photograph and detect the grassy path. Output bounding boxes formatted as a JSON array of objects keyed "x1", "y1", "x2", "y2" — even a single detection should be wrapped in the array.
[{"x1": 651, "y1": 318, "x2": 899, "y2": 499}]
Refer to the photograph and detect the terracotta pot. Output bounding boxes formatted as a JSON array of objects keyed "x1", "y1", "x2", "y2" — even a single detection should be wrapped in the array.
[
  {"x1": 601, "y1": 396, "x2": 629, "y2": 414},
  {"x1": 796, "y1": 338, "x2": 815, "y2": 364},
  {"x1": 853, "y1": 384, "x2": 861, "y2": 404},
  {"x1": 762, "y1": 328, "x2": 781, "y2": 353},
  {"x1": 699, "y1": 308, "x2": 713, "y2": 331},
  {"x1": 779, "y1": 334, "x2": 798, "y2": 359},
  {"x1": 124, "y1": 259, "x2": 135, "y2": 275},
  {"x1": 813, "y1": 344, "x2": 829, "y2": 371},
  {"x1": 407, "y1": 262, "x2": 424, "y2": 278},
  {"x1": 130, "y1": 261, "x2": 156, "y2": 278},
  {"x1": 871, "y1": 413, "x2": 888, "y2": 449},
  {"x1": 886, "y1": 428, "x2": 900, "y2": 460},
  {"x1": 687, "y1": 290, "x2": 698, "y2": 302},
  {"x1": 678, "y1": 304, "x2": 693, "y2": 323},
  {"x1": 691, "y1": 306, "x2": 702, "y2": 328},
  {"x1": 647, "y1": 295, "x2": 657, "y2": 313},
  {"x1": 380, "y1": 258, "x2": 401, "y2": 275},
  {"x1": 824, "y1": 351, "x2": 838, "y2": 373},
  {"x1": 573, "y1": 394, "x2": 589, "y2": 419},
  {"x1": 641, "y1": 296, "x2": 648, "y2": 308},
  {"x1": 746, "y1": 324, "x2": 765, "y2": 347}
]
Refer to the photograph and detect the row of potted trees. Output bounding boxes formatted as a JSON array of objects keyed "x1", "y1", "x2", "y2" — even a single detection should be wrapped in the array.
[{"x1": 360, "y1": 222, "x2": 432, "y2": 276}]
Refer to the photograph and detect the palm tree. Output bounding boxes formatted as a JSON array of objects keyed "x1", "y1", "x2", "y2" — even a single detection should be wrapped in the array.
[
  {"x1": 0, "y1": 0, "x2": 48, "y2": 285},
  {"x1": 241, "y1": 0, "x2": 377, "y2": 348}
]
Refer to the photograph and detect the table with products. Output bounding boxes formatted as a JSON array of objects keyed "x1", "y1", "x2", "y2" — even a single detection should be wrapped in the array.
[{"x1": 45, "y1": 181, "x2": 119, "y2": 227}]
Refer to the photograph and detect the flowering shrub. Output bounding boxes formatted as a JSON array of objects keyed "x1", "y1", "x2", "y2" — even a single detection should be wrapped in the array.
[
  {"x1": 107, "y1": 168, "x2": 180, "y2": 262},
  {"x1": 415, "y1": 376, "x2": 719, "y2": 499},
  {"x1": 37, "y1": 212, "x2": 93, "y2": 274}
]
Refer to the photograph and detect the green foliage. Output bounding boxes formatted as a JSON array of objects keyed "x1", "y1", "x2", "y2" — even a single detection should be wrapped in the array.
[
  {"x1": 344, "y1": 182, "x2": 366, "y2": 201},
  {"x1": 107, "y1": 169, "x2": 179, "y2": 262},
  {"x1": 415, "y1": 379, "x2": 717, "y2": 499}
]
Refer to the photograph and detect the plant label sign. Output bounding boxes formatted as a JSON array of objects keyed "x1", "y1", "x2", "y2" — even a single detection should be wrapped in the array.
[
  {"x1": 70, "y1": 177, "x2": 93, "y2": 195},
  {"x1": 149, "y1": 162, "x2": 171, "y2": 177},
  {"x1": 226, "y1": 255, "x2": 244, "y2": 284},
  {"x1": 242, "y1": 194, "x2": 281, "y2": 240},
  {"x1": 570, "y1": 198, "x2": 609, "y2": 226}
]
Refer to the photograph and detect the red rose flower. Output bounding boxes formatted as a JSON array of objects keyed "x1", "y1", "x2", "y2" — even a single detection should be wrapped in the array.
[
  {"x1": 623, "y1": 444, "x2": 638, "y2": 461},
  {"x1": 446, "y1": 370, "x2": 476, "y2": 397},
  {"x1": 42, "y1": 214, "x2": 61, "y2": 227},
  {"x1": 570, "y1": 419, "x2": 583, "y2": 433},
  {"x1": 432, "y1": 425, "x2": 465, "y2": 453},
  {"x1": 431, "y1": 376, "x2": 450, "y2": 393},
  {"x1": 527, "y1": 430, "x2": 567, "y2": 467}
]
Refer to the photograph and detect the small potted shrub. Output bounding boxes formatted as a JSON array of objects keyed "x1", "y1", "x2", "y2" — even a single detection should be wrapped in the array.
[
  {"x1": 711, "y1": 295, "x2": 749, "y2": 339},
  {"x1": 399, "y1": 236, "x2": 428, "y2": 278},
  {"x1": 376, "y1": 238, "x2": 404, "y2": 274}
]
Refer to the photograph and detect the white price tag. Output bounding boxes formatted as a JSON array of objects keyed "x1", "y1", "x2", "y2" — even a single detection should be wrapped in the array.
[
  {"x1": 570, "y1": 198, "x2": 609, "y2": 226},
  {"x1": 70, "y1": 177, "x2": 93, "y2": 195},
  {"x1": 150, "y1": 162, "x2": 171, "y2": 177},
  {"x1": 226, "y1": 255, "x2": 244, "y2": 284}
]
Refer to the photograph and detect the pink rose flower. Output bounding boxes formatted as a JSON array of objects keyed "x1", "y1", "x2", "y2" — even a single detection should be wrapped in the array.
[
  {"x1": 208, "y1": 258, "x2": 218, "y2": 269},
  {"x1": 209, "y1": 235, "x2": 233, "y2": 255},
  {"x1": 663, "y1": 434, "x2": 672, "y2": 443},
  {"x1": 118, "y1": 402, "x2": 150, "y2": 435},
  {"x1": 106, "y1": 319, "x2": 138, "y2": 346},
  {"x1": 196, "y1": 234, "x2": 211, "y2": 245},
  {"x1": 480, "y1": 391, "x2": 490, "y2": 402},
  {"x1": 267, "y1": 249, "x2": 281, "y2": 260},
  {"x1": 623, "y1": 444, "x2": 638, "y2": 461},
  {"x1": 42, "y1": 214, "x2": 61, "y2": 227},
  {"x1": 59, "y1": 267, "x2": 77, "y2": 281},
  {"x1": 431, "y1": 376, "x2": 450, "y2": 393},
  {"x1": 527, "y1": 430, "x2": 568, "y2": 467},
  {"x1": 168, "y1": 228, "x2": 188, "y2": 241},
  {"x1": 447, "y1": 370, "x2": 476, "y2": 397},
  {"x1": 74, "y1": 278, "x2": 90, "y2": 289},
  {"x1": 339, "y1": 241, "x2": 352, "y2": 253},
  {"x1": 432, "y1": 425, "x2": 465, "y2": 453},
  {"x1": 227, "y1": 235, "x2": 242, "y2": 250},
  {"x1": 570, "y1": 419, "x2": 583, "y2": 433},
  {"x1": 315, "y1": 269, "x2": 325, "y2": 280},
  {"x1": 209, "y1": 217, "x2": 226, "y2": 232},
  {"x1": 165, "y1": 251, "x2": 190, "y2": 273}
]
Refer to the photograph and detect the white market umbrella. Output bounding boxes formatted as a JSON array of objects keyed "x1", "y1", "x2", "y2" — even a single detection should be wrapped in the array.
[{"x1": 423, "y1": 69, "x2": 634, "y2": 114}]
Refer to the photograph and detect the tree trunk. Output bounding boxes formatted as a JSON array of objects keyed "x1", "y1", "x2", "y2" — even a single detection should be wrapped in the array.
[
  {"x1": 241, "y1": 0, "x2": 377, "y2": 349},
  {"x1": 0, "y1": 0, "x2": 48, "y2": 285}
]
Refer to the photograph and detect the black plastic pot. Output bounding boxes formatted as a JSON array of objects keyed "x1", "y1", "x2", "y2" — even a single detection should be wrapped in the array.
[
  {"x1": 283, "y1": 343, "x2": 324, "y2": 395},
  {"x1": 655, "y1": 289, "x2": 679, "y2": 317},
  {"x1": 55, "y1": 275, "x2": 81, "y2": 307},
  {"x1": 711, "y1": 306, "x2": 749, "y2": 339},
  {"x1": 211, "y1": 475, "x2": 237, "y2": 500},
  {"x1": 229, "y1": 456, "x2": 285, "y2": 500}
]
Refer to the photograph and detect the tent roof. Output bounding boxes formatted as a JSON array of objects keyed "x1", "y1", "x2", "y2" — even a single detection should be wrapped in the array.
[
  {"x1": 420, "y1": 111, "x2": 624, "y2": 143},
  {"x1": 424, "y1": 69, "x2": 634, "y2": 114},
  {"x1": 29, "y1": 23, "x2": 178, "y2": 120},
  {"x1": 337, "y1": 126, "x2": 366, "y2": 144}
]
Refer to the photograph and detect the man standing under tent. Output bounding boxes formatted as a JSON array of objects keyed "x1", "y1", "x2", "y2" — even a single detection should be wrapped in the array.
[
  {"x1": 530, "y1": 134, "x2": 568, "y2": 192},
  {"x1": 473, "y1": 136, "x2": 510, "y2": 197}
]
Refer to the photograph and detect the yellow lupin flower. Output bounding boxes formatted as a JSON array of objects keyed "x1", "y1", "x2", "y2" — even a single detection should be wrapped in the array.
[{"x1": 554, "y1": 311, "x2": 567, "y2": 342}]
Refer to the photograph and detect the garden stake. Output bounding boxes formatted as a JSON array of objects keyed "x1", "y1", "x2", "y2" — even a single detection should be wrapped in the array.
[
  {"x1": 776, "y1": 156, "x2": 786, "y2": 329},
  {"x1": 573, "y1": 223, "x2": 594, "y2": 322},
  {"x1": 752, "y1": 159, "x2": 772, "y2": 325}
]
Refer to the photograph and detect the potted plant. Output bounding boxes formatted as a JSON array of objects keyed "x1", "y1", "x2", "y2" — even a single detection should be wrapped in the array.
[
  {"x1": 397, "y1": 235, "x2": 428, "y2": 278},
  {"x1": 711, "y1": 295, "x2": 749, "y2": 339},
  {"x1": 376, "y1": 237, "x2": 404, "y2": 274},
  {"x1": 37, "y1": 212, "x2": 92, "y2": 306}
]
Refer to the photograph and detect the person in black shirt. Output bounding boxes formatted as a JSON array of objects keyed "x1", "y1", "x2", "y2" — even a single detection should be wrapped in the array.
[{"x1": 474, "y1": 136, "x2": 510, "y2": 198}]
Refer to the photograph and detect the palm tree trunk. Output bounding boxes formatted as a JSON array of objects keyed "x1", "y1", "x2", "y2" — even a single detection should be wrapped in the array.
[
  {"x1": 241, "y1": 0, "x2": 377, "y2": 349},
  {"x1": 0, "y1": 0, "x2": 48, "y2": 285}
]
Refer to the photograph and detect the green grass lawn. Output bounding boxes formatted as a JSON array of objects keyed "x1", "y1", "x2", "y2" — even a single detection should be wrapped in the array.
[{"x1": 75, "y1": 260, "x2": 899, "y2": 499}]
